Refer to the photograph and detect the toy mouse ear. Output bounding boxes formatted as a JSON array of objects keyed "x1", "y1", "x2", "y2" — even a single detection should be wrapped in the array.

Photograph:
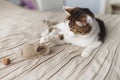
[{"x1": 63, "y1": 6, "x2": 73, "y2": 15}]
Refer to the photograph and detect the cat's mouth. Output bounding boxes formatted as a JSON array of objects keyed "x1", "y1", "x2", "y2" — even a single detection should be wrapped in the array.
[{"x1": 70, "y1": 24, "x2": 91, "y2": 35}]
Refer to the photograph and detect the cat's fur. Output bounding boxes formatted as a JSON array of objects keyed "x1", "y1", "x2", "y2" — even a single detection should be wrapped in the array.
[{"x1": 40, "y1": 6, "x2": 106, "y2": 57}]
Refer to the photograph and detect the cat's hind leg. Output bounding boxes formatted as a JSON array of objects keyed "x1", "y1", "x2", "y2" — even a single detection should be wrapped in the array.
[{"x1": 81, "y1": 41, "x2": 102, "y2": 57}]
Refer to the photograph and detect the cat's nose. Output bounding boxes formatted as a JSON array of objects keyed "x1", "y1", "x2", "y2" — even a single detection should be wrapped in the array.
[{"x1": 82, "y1": 23, "x2": 87, "y2": 26}]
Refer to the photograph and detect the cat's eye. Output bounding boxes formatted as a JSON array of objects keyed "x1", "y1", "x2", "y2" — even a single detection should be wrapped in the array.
[
  {"x1": 79, "y1": 14, "x2": 86, "y2": 18},
  {"x1": 78, "y1": 15, "x2": 87, "y2": 21}
]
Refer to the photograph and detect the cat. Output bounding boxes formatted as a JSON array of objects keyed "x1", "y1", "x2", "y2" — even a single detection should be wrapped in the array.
[{"x1": 40, "y1": 6, "x2": 106, "y2": 57}]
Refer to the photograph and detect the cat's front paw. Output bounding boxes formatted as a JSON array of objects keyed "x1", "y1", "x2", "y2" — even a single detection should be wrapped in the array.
[{"x1": 81, "y1": 49, "x2": 92, "y2": 57}]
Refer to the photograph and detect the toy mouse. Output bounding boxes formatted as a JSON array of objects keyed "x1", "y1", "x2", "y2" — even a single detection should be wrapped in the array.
[{"x1": 21, "y1": 43, "x2": 50, "y2": 59}]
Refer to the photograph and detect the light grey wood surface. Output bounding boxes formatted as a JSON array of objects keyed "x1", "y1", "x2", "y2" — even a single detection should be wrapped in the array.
[{"x1": 0, "y1": 1, "x2": 120, "y2": 80}]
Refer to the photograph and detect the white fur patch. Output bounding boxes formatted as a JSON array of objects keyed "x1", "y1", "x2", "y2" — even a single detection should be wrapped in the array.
[
  {"x1": 76, "y1": 21, "x2": 82, "y2": 26},
  {"x1": 87, "y1": 15, "x2": 93, "y2": 25}
]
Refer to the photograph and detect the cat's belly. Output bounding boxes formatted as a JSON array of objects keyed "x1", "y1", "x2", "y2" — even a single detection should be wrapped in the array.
[{"x1": 64, "y1": 35, "x2": 98, "y2": 47}]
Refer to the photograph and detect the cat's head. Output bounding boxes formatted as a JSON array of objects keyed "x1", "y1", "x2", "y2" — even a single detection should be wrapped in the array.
[{"x1": 63, "y1": 6, "x2": 95, "y2": 35}]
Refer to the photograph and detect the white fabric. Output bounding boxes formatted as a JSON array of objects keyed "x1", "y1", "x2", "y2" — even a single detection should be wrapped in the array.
[{"x1": 0, "y1": 1, "x2": 120, "y2": 80}]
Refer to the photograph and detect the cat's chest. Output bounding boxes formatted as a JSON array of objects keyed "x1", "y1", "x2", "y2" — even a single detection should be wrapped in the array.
[
  {"x1": 63, "y1": 34, "x2": 93, "y2": 47},
  {"x1": 62, "y1": 29, "x2": 99, "y2": 47},
  {"x1": 56, "y1": 22, "x2": 98, "y2": 47}
]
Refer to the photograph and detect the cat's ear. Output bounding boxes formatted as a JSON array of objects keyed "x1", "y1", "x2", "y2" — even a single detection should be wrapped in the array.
[{"x1": 63, "y1": 6, "x2": 73, "y2": 15}]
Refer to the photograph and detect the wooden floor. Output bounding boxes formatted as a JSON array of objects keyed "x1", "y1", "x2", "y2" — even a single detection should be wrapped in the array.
[{"x1": 0, "y1": 1, "x2": 120, "y2": 80}]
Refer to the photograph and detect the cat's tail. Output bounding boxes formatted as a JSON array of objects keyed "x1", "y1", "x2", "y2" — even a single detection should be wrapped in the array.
[{"x1": 96, "y1": 18, "x2": 106, "y2": 43}]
